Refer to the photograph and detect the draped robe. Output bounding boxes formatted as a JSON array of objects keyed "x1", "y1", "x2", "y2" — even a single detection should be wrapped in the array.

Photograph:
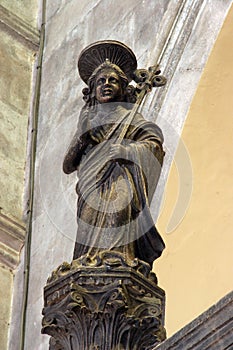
[{"x1": 63, "y1": 104, "x2": 165, "y2": 264}]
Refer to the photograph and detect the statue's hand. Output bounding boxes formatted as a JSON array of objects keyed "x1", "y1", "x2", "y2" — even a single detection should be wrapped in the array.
[
  {"x1": 89, "y1": 126, "x2": 105, "y2": 143},
  {"x1": 109, "y1": 144, "x2": 128, "y2": 161}
]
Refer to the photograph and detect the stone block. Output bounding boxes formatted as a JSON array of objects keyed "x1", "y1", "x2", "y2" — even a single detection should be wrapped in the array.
[
  {"x1": 42, "y1": 253, "x2": 166, "y2": 349},
  {"x1": 0, "y1": 266, "x2": 13, "y2": 350},
  {"x1": 155, "y1": 291, "x2": 233, "y2": 350},
  {"x1": 0, "y1": 29, "x2": 34, "y2": 221},
  {"x1": 0, "y1": 0, "x2": 38, "y2": 30}
]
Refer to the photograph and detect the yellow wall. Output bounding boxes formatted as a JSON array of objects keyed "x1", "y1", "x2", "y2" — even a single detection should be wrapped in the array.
[{"x1": 156, "y1": 5, "x2": 233, "y2": 337}]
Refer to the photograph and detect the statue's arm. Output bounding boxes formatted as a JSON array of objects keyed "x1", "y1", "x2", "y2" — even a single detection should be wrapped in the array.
[
  {"x1": 136, "y1": 138, "x2": 165, "y2": 165},
  {"x1": 134, "y1": 121, "x2": 165, "y2": 165},
  {"x1": 122, "y1": 121, "x2": 165, "y2": 166},
  {"x1": 63, "y1": 131, "x2": 89, "y2": 174}
]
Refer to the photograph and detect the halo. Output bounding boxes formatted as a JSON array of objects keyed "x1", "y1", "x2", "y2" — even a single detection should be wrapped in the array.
[{"x1": 78, "y1": 40, "x2": 137, "y2": 84}]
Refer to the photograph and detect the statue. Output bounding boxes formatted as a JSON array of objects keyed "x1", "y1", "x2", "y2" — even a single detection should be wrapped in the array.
[
  {"x1": 63, "y1": 41, "x2": 166, "y2": 268},
  {"x1": 42, "y1": 41, "x2": 167, "y2": 349}
]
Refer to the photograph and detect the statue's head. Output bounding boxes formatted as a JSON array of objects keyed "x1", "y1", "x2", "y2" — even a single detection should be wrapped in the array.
[
  {"x1": 88, "y1": 60, "x2": 128, "y2": 104},
  {"x1": 78, "y1": 41, "x2": 138, "y2": 108}
]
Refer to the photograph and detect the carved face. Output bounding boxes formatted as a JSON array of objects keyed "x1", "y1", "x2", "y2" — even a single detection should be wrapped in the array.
[{"x1": 95, "y1": 69, "x2": 123, "y2": 104}]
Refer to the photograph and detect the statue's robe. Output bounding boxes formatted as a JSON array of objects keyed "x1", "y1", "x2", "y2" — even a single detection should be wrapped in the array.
[{"x1": 63, "y1": 104, "x2": 165, "y2": 264}]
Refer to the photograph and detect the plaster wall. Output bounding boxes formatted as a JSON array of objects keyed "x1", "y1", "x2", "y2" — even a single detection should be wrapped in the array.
[{"x1": 156, "y1": 5, "x2": 233, "y2": 336}]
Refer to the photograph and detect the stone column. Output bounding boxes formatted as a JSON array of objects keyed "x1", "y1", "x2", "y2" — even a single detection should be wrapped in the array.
[{"x1": 42, "y1": 252, "x2": 166, "y2": 350}]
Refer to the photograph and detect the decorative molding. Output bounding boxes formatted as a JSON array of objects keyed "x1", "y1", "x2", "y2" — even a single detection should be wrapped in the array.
[
  {"x1": 142, "y1": 0, "x2": 205, "y2": 118},
  {"x1": 142, "y1": 0, "x2": 232, "y2": 122},
  {"x1": 154, "y1": 291, "x2": 233, "y2": 350},
  {"x1": 42, "y1": 252, "x2": 166, "y2": 349},
  {"x1": 140, "y1": 0, "x2": 232, "y2": 222},
  {"x1": 0, "y1": 4, "x2": 39, "y2": 50},
  {"x1": 0, "y1": 213, "x2": 25, "y2": 269}
]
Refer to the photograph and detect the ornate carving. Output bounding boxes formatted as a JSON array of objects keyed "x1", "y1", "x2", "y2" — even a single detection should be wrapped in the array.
[
  {"x1": 47, "y1": 251, "x2": 157, "y2": 285},
  {"x1": 42, "y1": 252, "x2": 166, "y2": 350},
  {"x1": 132, "y1": 65, "x2": 166, "y2": 101},
  {"x1": 78, "y1": 40, "x2": 137, "y2": 84}
]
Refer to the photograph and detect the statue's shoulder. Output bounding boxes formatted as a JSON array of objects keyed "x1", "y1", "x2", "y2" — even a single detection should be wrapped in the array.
[{"x1": 133, "y1": 113, "x2": 164, "y2": 142}]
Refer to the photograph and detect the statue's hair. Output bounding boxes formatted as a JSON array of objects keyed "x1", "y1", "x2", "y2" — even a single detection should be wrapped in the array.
[{"x1": 89, "y1": 60, "x2": 129, "y2": 89}]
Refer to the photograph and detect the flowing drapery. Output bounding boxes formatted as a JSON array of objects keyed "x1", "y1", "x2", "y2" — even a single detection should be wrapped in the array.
[{"x1": 63, "y1": 104, "x2": 165, "y2": 263}]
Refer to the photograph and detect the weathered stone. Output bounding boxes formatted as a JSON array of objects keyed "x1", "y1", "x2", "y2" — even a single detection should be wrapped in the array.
[
  {"x1": 0, "y1": 266, "x2": 13, "y2": 350},
  {"x1": 0, "y1": 29, "x2": 35, "y2": 221},
  {"x1": 0, "y1": 1, "x2": 38, "y2": 348},
  {"x1": 154, "y1": 291, "x2": 233, "y2": 350},
  {"x1": 42, "y1": 254, "x2": 166, "y2": 349},
  {"x1": 0, "y1": 213, "x2": 25, "y2": 269},
  {"x1": 0, "y1": 1, "x2": 38, "y2": 30}
]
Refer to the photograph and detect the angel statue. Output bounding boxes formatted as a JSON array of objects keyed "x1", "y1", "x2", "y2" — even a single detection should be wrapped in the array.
[{"x1": 63, "y1": 41, "x2": 166, "y2": 268}]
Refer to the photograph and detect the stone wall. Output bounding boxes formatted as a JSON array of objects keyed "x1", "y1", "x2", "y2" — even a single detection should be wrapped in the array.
[
  {"x1": 0, "y1": 0, "x2": 39, "y2": 225},
  {"x1": 0, "y1": 0, "x2": 39, "y2": 348},
  {"x1": 155, "y1": 291, "x2": 233, "y2": 350}
]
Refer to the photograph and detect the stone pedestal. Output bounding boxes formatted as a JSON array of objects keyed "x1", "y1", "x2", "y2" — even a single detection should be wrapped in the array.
[{"x1": 42, "y1": 252, "x2": 166, "y2": 350}]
